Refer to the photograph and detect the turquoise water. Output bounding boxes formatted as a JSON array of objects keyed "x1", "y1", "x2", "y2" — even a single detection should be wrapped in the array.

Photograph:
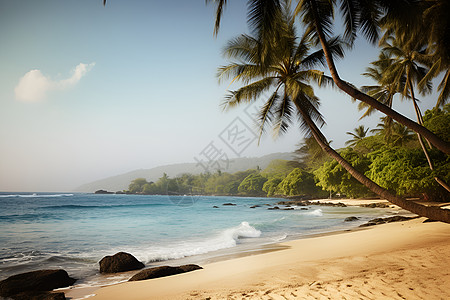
[{"x1": 0, "y1": 193, "x2": 401, "y2": 287}]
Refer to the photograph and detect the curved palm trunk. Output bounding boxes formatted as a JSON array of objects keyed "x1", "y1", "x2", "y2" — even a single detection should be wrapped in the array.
[
  {"x1": 307, "y1": 0, "x2": 450, "y2": 155},
  {"x1": 295, "y1": 104, "x2": 450, "y2": 223},
  {"x1": 408, "y1": 80, "x2": 450, "y2": 193}
]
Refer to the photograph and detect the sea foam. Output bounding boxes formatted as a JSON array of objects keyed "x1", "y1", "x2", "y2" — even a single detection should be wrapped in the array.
[
  {"x1": 306, "y1": 209, "x2": 323, "y2": 217},
  {"x1": 134, "y1": 222, "x2": 261, "y2": 263}
]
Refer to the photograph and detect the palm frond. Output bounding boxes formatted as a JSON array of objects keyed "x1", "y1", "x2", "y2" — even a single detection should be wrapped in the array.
[
  {"x1": 256, "y1": 89, "x2": 280, "y2": 143},
  {"x1": 222, "y1": 34, "x2": 259, "y2": 62},
  {"x1": 217, "y1": 63, "x2": 266, "y2": 85},
  {"x1": 206, "y1": 0, "x2": 228, "y2": 36},
  {"x1": 301, "y1": 36, "x2": 345, "y2": 69},
  {"x1": 295, "y1": 0, "x2": 335, "y2": 45},
  {"x1": 272, "y1": 93, "x2": 294, "y2": 138},
  {"x1": 221, "y1": 77, "x2": 276, "y2": 110},
  {"x1": 437, "y1": 69, "x2": 450, "y2": 107}
]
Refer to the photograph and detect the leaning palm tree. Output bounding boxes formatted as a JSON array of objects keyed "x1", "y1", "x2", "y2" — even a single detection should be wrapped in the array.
[
  {"x1": 218, "y1": 3, "x2": 450, "y2": 222},
  {"x1": 292, "y1": 0, "x2": 450, "y2": 154},
  {"x1": 207, "y1": 0, "x2": 450, "y2": 154},
  {"x1": 345, "y1": 125, "x2": 369, "y2": 147},
  {"x1": 379, "y1": 34, "x2": 450, "y2": 192}
]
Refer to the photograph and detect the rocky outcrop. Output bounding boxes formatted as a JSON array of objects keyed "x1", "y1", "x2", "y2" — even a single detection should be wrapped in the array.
[
  {"x1": 359, "y1": 216, "x2": 418, "y2": 227},
  {"x1": 222, "y1": 203, "x2": 236, "y2": 206},
  {"x1": 360, "y1": 203, "x2": 390, "y2": 208},
  {"x1": 99, "y1": 252, "x2": 145, "y2": 273},
  {"x1": 276, "y1": 200, "x2": 347, "y2": 207},
  {"x1": 94, "y1": 189, "x2": 113, "y2": 194},
  {"x1": 0, "y1": 269, "x2": 75, "y2": 299},
  {"x1": 344, "y1": 216, "x2": 359, "y2": 222},
  {"x1": 129, "y1": 264, "x2": 202, "y2": 281}
]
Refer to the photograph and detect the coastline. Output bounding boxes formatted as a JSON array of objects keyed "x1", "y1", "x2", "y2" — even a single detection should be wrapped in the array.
[{"x1": 66, "y1": 217, "x2": 450, "y2": 300}]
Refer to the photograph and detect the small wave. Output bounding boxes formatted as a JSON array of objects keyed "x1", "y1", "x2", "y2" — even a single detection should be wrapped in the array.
[
  {"x1": 132, "y1": 222, "x2": 262, "y2": 263},
  {"x1": 271, "y1": 233, "x2": 288, "y2": 242},
  {"x1": 306, "y1": 209, "x2": 323, "y2": 217},
  {"x1": 0, "y1": 193, "x2": 73, "y2": 198}
]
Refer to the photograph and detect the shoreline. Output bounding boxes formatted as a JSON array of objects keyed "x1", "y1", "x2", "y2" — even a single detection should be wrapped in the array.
[{"x1": 65, "y1": 216, "x2": 450, "y2": 300}]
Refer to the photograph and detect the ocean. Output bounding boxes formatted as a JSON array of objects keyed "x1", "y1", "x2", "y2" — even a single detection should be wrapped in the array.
[{"x1": 0, "y1": 192, "x2": 405, "y2": 288}]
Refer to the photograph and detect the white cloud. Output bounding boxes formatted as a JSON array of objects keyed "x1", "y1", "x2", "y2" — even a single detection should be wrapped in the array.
[{"x1": 14, "y1": 62, "x2": 95, "y2": 102}]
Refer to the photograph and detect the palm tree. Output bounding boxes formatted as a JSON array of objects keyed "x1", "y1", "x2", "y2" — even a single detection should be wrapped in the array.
[
  {"x1": 359, "y1": 52, "x2": 403, "y2": 119},
  {"x1": 345, "y1": 125, "x2": 369, "y2": 147},
  {"x1": 390, "y1": 122, "x2": 415, "y2": 147},
  {"x1": 380, "y1": 35, "x2": 431, "y2": 126},
  {"x1": 292, "y1": 0, "x2": 450, "y2": 154},
  {"x1": 207, "y1": 0, "x2": 449, "y2": 153},
  {"x1": 372, "y1": 119, "x2": 415, "y2": 147},
  {"x1": 379, "y1": 35, "x2": 450, "y2": 192},
  {"x1": 218, "y1": 2, "x2": 450, "y2": 223}
]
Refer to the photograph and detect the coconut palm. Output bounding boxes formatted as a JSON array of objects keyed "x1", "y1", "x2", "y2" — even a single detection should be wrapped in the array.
[
  {"x1": 359, "y1": 52, "x2": 404, "y2": 119},
  {"x1": 371, "y1": 119, "x2": 415, "y2": 147},
  {"x1": 378, "y1": 35, "x2": 450, "y2": 192},
  {"x1": 380, "y1": 35, "x2": 431, "y2": 125},
  {"x1": 390, "y1": 122, "x2": 415, "y2": 147},
  {"x1": 207, "y1": 0, "x2": 450, "y2": 154},
  {"x1": 292, "y1": 0, "x2": 450, "y2": 154},
  {"x1": 218, "y1": 2, "x2": 450, "y2": 222},
  {"x1": 345, "y1": 125, "x2": 369, "y2": 147}
]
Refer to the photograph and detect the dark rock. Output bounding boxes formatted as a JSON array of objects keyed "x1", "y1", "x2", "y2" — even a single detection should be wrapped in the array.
[
  {"x1": 99, "y1": 252, "x2": 145, "y2": 273},
  {"x1": 360, "y1": 203, "x2": 389, "y2": 208},
  {"x1": 129, "y1": 264, "x2": 202, "y2": 281},
  {"x1": 0, "y1": 269, "x2": 75, "y2": 298},
  {"x1": 423, "y1": 219, "x2": 439, "y2": 223},
  {"x1": 9, "y1": 291, "x2": 66, "y2": 300},
  {"x1": 212, "y1": 206, "x2": 219, "y2": 208},
  {"x1": 359, "y1": 216, "x2": 418, "y2": 227},
  {"x1": 281, "y1": 207, "x2": 294, "y2": 210},
  {"x1": 178, "y1": 264, "x2": 203, "y2": 273},
  {"x1": 250, "y1": 205, "x2": 261, "y2": 208},
  {"x1": 268, "y1": 206, "x2": 280, "y2": 210},
  {"x1": 222, "y1": 203, "x2": 236, "y2": 206},
  {"x1": 300, "y1": 208, "x2": 309, "y2": 210},
  {"x1": 276, "y1": 200, "x2": 347, "y2": 207},
  {"x1": 94, "y1": 189, "x2": 113, "y2": 194},
  {"x1": 344, "y1": 216, "x2": 359, "y2": 222}
]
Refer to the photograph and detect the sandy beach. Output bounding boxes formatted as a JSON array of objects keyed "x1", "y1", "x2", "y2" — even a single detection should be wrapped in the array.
[{"x1": 67, "y1": 217, "x2": 450, "y2": 300}]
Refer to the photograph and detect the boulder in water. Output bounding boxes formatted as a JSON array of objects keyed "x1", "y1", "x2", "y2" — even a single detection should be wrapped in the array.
[
  {"x1": 0, "y1": 269, "x2": 75, "y2": 298},
  {"x1": 99, "y1": 252, "x2": 145, "y2": 273}
]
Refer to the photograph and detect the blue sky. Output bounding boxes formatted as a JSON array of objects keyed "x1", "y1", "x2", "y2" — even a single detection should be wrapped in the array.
[{"x1": 0, "y1": 0, "x2": 438, "y2": 192}]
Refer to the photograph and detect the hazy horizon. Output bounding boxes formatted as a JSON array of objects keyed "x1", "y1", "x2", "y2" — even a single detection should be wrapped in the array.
[{"x1": 0, "y1": 1, "x2": 439, "y2": 192}]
